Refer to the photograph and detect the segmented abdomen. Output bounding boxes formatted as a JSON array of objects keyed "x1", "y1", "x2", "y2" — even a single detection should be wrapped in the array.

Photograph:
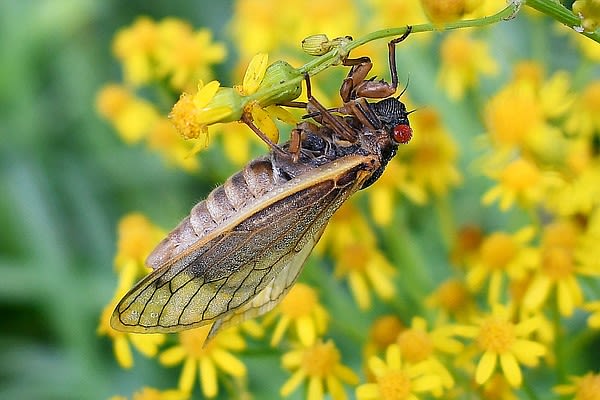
[{"x1": 146, "y1": 156, "x2": 288, "y2": 269}]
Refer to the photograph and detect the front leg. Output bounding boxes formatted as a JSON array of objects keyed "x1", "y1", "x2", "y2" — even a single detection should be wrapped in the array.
[{"x1": 339, "y1": 26, "x2": 412, "y2": 102}]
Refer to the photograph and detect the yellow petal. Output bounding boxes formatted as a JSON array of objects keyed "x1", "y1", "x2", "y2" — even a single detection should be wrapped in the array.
[
  {"x1": 499, "y1": 352, "x2": 522, "y2": 387},
  {"x1": 242, "y1": 53, "x2": 269, "y2": 95},
  {"x1": 475, "y1": 351, "x2": 497, "y2": 384},
  {"x1": 251, "y1": 104, "x2": 279, "y2": 143},
  {"x1": 200, "y1": 357, "x2": 218, "y2": 398}
]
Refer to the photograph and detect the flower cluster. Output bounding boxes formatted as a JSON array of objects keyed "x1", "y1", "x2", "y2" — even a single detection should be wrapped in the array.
[{"x1": 98, "y1": 1, "x2": 600, "y2": 399}]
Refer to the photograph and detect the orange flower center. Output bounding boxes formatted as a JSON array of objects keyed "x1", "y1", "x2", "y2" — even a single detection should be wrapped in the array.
[
  {"x1": 477, "y1": 318, "x2": 515, "y2": 353},
  {"x1": 541, "y1": 247, "x2": 574, "y2": 280},
  {"x1": 397, "y1": 329, "x2": 433, "y2": 363},
  {"x1": 280, "y1": 284, "x2": 318, "y2": 317},
  {"x1": 378, "y1": 370, "x2": 412, "y2": 400},
  {"x1": 500, "y1": 159, "x2": 540, "y2": 190},
  {"x1": 480, "y1": 233, "x2": 517, "y2": 270},
  {"x1": 302, "y1": 341, "x2": 340, "y2": 377}
]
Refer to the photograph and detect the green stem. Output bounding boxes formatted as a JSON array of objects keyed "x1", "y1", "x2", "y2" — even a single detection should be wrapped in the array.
[
  {"x1": 525, "y1": 0, "x2": 600, "y2": 43},
  {"x1": 298, "y1": 3, "x2": 521, "y2": 77}
]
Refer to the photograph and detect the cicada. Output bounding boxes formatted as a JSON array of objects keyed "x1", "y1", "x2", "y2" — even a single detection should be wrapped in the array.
[{"x1": 111, "y1": 30, "x2": 413, "y2": 341}]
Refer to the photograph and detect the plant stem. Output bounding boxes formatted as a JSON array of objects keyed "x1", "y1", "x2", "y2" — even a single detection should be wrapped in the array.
[{"x1": 525, "y1": 0, "x2": 600, "y2": 43}]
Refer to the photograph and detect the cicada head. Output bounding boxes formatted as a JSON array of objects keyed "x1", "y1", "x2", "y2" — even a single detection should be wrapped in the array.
[{"x1": 359, "y1": 97, "x2": 412, "y2": 189}]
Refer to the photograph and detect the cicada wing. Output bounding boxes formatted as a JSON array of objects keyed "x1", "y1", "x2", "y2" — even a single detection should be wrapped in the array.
[
  {"x1": 206, "y1": 223, "x2": 327, "y2": 341},
  {"x1": 111, "y1": 155, "x2": 375, "y2": 334}
]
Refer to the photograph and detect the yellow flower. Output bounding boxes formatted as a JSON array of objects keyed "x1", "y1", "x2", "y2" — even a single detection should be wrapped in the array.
[
  {"x1": 554, "y1": 372, "x2": 600, "y2": 400},
  {"x1": 266, "y1": 283, "x2": 329, "y2": 347},
  {"x1": 481, "y1": 157, "x2": 560, "y2": 211},
  {"x1": 155, "y1": 20, "x2": 226, "y2": 90},
  {"x1": 231, "y1": 0, "x2": 358, "y2": 58},
  {"x1": 364, "y1": 315, "x2": 406, "y2": 357},
  {"x1": 401, "y1": 108, "x2": 462, "y2": 201},
  {"x1": 147, "y1": 118, "x2": 200, "y2": 172},
  {"x1": 316, "y1": 203, "x2": 377, "y2": 255},
  {"x1": 426, "y1": 278, "x2": 475, "y2": 321},
  {"x1": 159, "y1": 325, "x2": 247, "y2": 397},
  {"x1": 98, "y1": 299, "x2": 166, "y2": 369},
  {"x1": 112, "y1": 17, "x2": 160, "y2": 86},
  {"x1": 113, "y1": 213, "x2": 164, "y2": 292},
  {"x1": 437, "y1": 31, "x2": 498, "y2": 100},
  {"x1": 396, "y1": 317, "x2": 462, "y2": 390},
  {"x1": 565, "y1": 81, "x2": 600, "y2": 138},
  {"x1": 96, "y1": 84, "x2": 159, "y2": 144},
  {"x1": 522, "y1": 220, "x2": 593, "y2": 316},
  {"x1": 110, "y1": 386, "x2": 189, "y2": 400},
  {"x1": 281, "y1": 339, "x2": 359, "y2": 400},
  {"x1": 334, "y1": 240, "x2": 397, "y2": 310},
  {"x1": 356, "y1": 344, "x2": 444, "y2": 400},
  {"x1": 420, "y1": 0, "x2": 481, "y2": 23},
  {"x1": 483, "y1": 65, "x2": 573, "y2": 155},
  {"x1": 466, "y1": 227, "x2": 538, "y2": 304},
  {"x1": 454, "y1": 304, "x2": 546, "y2": 387}
]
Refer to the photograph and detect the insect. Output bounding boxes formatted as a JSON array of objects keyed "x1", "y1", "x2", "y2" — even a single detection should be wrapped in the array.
[{"x1": 111, "y1": 28, "x2": 413, "y2": 341}]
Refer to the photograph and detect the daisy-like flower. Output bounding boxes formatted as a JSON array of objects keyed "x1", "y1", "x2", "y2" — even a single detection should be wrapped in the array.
[
  {"x1": 281, "y1": 339, "x2": 359, "y2": 400},
  {"x1": 454, "y1": 304, "x2": 546, "y2": 387},
  {"x1": 155, "y1": 20, "x2": 226, "y2": 91},
  {"x1": 265, "y1": 283, "x2": 329, "y2": 347},
  {"x1": 522, "y1": 220, "x2": 595, "y2": 316},
  {"x1": 481, "y1": 157, "x2": 561, "y2": 211},
  {"x1": 466, "y1": 227, "x2": 539, "y2": 305},
  {"x1": 437, "y1": 31, "x2": 498, "y2": 100},
  {"x1": 96, "y1": 84, "x2": 159, "y2": 144},
  {"x1": 396, "y1": 317, "x2": 462, "y2": 390},
  {"x1": 356, "y1": 343, "x2": 444, "y2": 400},
  {"x1": 159, "y1": 325, "x2": 247, "y2": 397},
  {"x1": 97, "y1": 299, "x2": 165, "y2": 369},
  {"x1": 112, "y1": 17, "x2": 160, "y2": 86},
  {"x1": 333, "y1": 239, "x2": 397, "y2": 310},
  {"x1": 363, "y1": 315, "x2": 406, "y2": 366},
  {"x1": 169, "y1": 54, "x2": 301, "y2": 146},
  {"x1": 554, "y1": 372, "x2": 600, "y2": 400},
  {"x1": 109, "y1": 386, "x2": 189, "y2": 400},
  {"x1": 426, "y1": 278, "x2": 475, "y2": 321}
]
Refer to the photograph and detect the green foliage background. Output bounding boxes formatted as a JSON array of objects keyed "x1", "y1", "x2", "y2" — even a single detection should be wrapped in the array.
[{"x1": 0, "y1": 1, "x2": 235, "y2": 399}]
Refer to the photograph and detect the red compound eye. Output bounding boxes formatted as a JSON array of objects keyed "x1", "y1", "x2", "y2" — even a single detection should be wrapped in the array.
[{"x1": 393, "y1": 124, "x2": 412, "y2": 144}]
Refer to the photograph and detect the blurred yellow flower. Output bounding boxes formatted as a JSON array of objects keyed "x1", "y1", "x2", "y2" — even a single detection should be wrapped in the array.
[
  {"x1": 281, "y1": 339, "x2": 359, "y2": 400},
  {"x1": 438, "y1": 31, "x2": 498, "y2": 100},
  {"x1": 266, "y1": 283, "x2": 329, "y2": 347},
  {"x1": 96, "y1": 84, "x2": 159, "y2": 144},
  {"x1": 565, "y1": 81, "x2": 600, "y2": 138},
  {"x1": 466, "y1": 227, "x2": 538, "y2": 304},
  {"x1": 554, "y1": 372, "x2": 600, "y2": 400},
  {"x1": 356, "y1": 343, "x2": 444, "y2": 400},
  {"x1": 455, "y1": 304, "x2": 546, "y2": 387},
  {"x1": 159, "y1": 325, "x2": 247, "y2": 397}
]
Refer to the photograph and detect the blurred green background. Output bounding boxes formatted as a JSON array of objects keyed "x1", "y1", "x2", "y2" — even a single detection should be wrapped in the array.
[{"x1": 0, "y1": 1, "x2": 235, "y2": 399}]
